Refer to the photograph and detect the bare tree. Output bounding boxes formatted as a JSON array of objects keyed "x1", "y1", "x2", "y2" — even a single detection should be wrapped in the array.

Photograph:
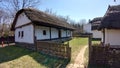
[
  {"x1": 0, "y1": 0, "x2": 41, "y2": 17},
  {"x1": 44, "y1": 8, "x2": 71, "y2": 23},
  {"x1": 0, "y1": 9, "x2": 4, "y2": 23},
  {"x1": 0, "y1": 9, "x2": 8, "y2": 23}
]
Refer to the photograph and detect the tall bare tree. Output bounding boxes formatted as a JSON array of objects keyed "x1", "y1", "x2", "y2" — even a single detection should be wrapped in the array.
[
  {"x1": 0, "y1": 9, "x2": 8, "y2": 23},
  {"x1": 0, "y1": 0, "x2": 41, "y2": 17}
]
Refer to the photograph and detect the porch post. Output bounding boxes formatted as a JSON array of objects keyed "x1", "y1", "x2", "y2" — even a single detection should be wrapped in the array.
[
  {"x1": 103, "y1": 28, "x2": 105, "y2": 45},
  {"x1": 33, "y1": 24, "x2": 37, "y2": 51},
  {"x1": 58, "y1": 29, "x2": 61, "y2": 38},
  {"x1": 66, "y1": 30, "x2": 67, "y2": 37},
  {"x1": 49, "y1": 27, "x2": 51, "y2": 40}
]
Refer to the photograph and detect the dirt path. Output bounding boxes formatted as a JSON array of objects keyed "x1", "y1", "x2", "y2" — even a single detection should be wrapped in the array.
[{"x1": 67, "y1": 45, "x2": 88, "y2": 68}]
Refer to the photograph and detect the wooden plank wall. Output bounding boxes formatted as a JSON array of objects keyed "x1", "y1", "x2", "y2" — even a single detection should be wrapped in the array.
[
  {"x1": 36, "y1": 41, "x2": 71, "y2": 59},
  {"x1": 90, "y1": 45, "x2": 120, "y2": 68}
]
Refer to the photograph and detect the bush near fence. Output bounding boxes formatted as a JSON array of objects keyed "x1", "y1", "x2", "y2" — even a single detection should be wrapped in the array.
[
  {"x1": 36, "y1": 41, "x2": 71, "y2": 60},
  {"x1": 90, "y1": 45, "x2": 120, "y2": 68},
  {"x1": 0, "y1": 36, "x2": 14, "y2": 44}
]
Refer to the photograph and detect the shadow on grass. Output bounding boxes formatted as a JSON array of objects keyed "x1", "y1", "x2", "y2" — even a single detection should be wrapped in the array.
[
  {"x1": 0, "y1": 45, "x2": 32, "y2": 63},
  {"x1": 0, "y1": 45, "x2": 70, "y2": 68},
  {"x1": 29, "y1": 52, "x2": 70, "y2": 68}
]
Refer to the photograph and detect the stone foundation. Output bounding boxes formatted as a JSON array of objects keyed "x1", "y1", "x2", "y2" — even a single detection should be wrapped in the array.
[{"x1": 15, "y1": 42, "x2": 36, "y2": 51}]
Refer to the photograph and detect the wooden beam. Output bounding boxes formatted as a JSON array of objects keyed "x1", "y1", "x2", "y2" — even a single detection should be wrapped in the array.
[
  {"x1": 15, "y1": 22, "x2": 32, "y2": 29},
  {"x1": 103, "y1": 28, "x2": 105, "y2": 44},
  {"x1": 33, "y1": 24, "x2": 37, "y2": 51},
  {"x1": 66, "y1": 30, "x2": 67, "y2": 37},
  {"x1": 58, "y1": 29, "x2": 61, "y2": 38},
  {"x1": 49, "y1": 27, "x2": 51, "y2": 40}
]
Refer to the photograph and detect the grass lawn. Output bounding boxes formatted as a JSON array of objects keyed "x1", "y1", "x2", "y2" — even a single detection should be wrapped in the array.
[
  {"x1": 68, "y1": 37, "x2": 88, "y2": 63},
  {"x1": 0, "y1": 46, "x2": 68, "y2": 68},
  {"x1": 0, "y1": 37, "x2": 89, "y2": 68},
  {"x1": 92, "y1": 40, "x2": 101, "y2": 45}
]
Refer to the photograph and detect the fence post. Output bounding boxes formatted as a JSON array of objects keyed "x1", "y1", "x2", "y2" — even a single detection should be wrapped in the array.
[
  {"x1": 68, "y1": 47, "x2": 71, "y2": 61},
  {"x1": 67, "y1": 42, "x2": 69, "y2": 47},
  {"x1": 89, "y1": 34, "x2": 92, "y2": 64}
]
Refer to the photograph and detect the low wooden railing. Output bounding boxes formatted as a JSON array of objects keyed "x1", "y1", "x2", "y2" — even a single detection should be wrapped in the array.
[{"x1": 36, "y1": 41, "x2": 71, "y2": 59}]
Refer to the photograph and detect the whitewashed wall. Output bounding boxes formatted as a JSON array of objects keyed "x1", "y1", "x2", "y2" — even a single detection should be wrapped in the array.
[
  {"x1": 61, "y1": 29, "x2": 67, "y2": 37},
  {"x1": 104, "y1": 29, "x2": 120, "y2": 45},
  {"x1": 83, "y1": 23, "x2": 92, "y2": 33},
  {"x1": 35, "y1": 26, "x2": 50, "y2": 40},
  {"x1": 51, "y1": 28, "x2": 58, "y2": 38},
  {"x1": 15, "y1": 24, "x2": 34, "y2": 43},
  {"x1": 92, "y1": 30, "x2": 102, "y2": 38},
  {"x1": 15, "y1": 12, "x2": 31, "y2": 28}
]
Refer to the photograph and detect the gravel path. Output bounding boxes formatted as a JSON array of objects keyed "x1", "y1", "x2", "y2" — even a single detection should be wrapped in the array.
[{"x1": 67, "y1": 45, "x2": 88, "y2": 68}]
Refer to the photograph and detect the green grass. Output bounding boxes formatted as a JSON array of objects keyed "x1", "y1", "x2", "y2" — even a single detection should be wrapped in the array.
[
  {"x1": 92, "y1": 40, "x2": 101, "y2": 45},
  {"x1": 0, "y1": 37, "x2": 89, "y2": 68},
  {"x1": 68, "y1": 37, "x2": 88, "y2": 63},
  {"x1": 0, "y1": 46, "x2": 68, "y2": 68}
]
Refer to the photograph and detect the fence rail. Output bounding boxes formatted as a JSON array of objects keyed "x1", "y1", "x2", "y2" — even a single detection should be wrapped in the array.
[{"x1": 36, "y1": 41, "x2": 71, "y2": 59}]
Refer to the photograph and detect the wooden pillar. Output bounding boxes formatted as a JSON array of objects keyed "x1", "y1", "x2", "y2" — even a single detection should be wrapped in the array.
[
  {"x1": 66, "y1": 30, "x2": 67, "y2": 37},
  {"x1": 33, "y1": 24, "x2": 37, "y2": 51},
  {"x1": 103, "y1": 28, "x2": 105, "y2": 45},
  {"x1": 58, "y1": 29, "x2": 61, "y2": 38},
  {"x1": 49, "y1": 27, "x2": 51, "y2": 40},
  {"x1": 34, "y1": 36, "x2": 37, "y2": 51}
]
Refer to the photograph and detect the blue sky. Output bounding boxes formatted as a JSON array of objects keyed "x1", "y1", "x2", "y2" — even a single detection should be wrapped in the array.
[{"x1": 39, "y1": 0, "x2": 120, "y2": 22}]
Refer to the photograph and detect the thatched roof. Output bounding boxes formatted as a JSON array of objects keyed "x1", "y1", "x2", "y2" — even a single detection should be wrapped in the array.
[
  {"x1": 99, "y1": 5, "x2": 120, "y2": 30},
  {"x1": 11, "y1": 8, "x2": 74, "y2": 30},
  {"x1": 90, "y1": 17, "x2": 102, "y2": 30}
]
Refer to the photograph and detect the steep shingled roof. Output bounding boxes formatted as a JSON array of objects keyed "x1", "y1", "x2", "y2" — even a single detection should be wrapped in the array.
[
  {"x1": 99, "y1": 5, "x2": 120, "y2": 30},
  {"x1": 11, "y1": 8, "x2": 74, "y2": 30}
]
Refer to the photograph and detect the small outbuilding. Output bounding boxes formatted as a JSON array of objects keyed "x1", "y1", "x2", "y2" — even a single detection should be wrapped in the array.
[
  {"x1": 83, "y1": 23, "x2": 92, "y2": 33},
  {"x1": 90, "y1": 17, "x2": 103, "y2": 39},
  {"x1": 83, "y1": 17, "x2": 102, "y2": 39}
]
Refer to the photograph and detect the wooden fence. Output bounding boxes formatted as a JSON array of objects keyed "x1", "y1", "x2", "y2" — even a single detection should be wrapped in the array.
[
  {"x1": 36, "y1": 41, "x2": 71, "y2": 59},
  {"x1": 90, "y1": 45, "x2": 120, "y2": 68}
]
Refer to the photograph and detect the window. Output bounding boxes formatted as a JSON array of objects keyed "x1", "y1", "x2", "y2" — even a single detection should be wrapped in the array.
[
  {"x1": 18, "y1": 31, "x2": 24, "y2": 38},
  {"x1": 21, "y1": 31, "x2": 24, "y2": 37},
  {"x1": 68, "y1": 31, "x2": 70, "y2": 35},
  {"x1": 18, "y1": 31, "x2": 20, "y2": 37},
  {"x1": 43, "y1": 30, "x2": 46, "y2": 35}
]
